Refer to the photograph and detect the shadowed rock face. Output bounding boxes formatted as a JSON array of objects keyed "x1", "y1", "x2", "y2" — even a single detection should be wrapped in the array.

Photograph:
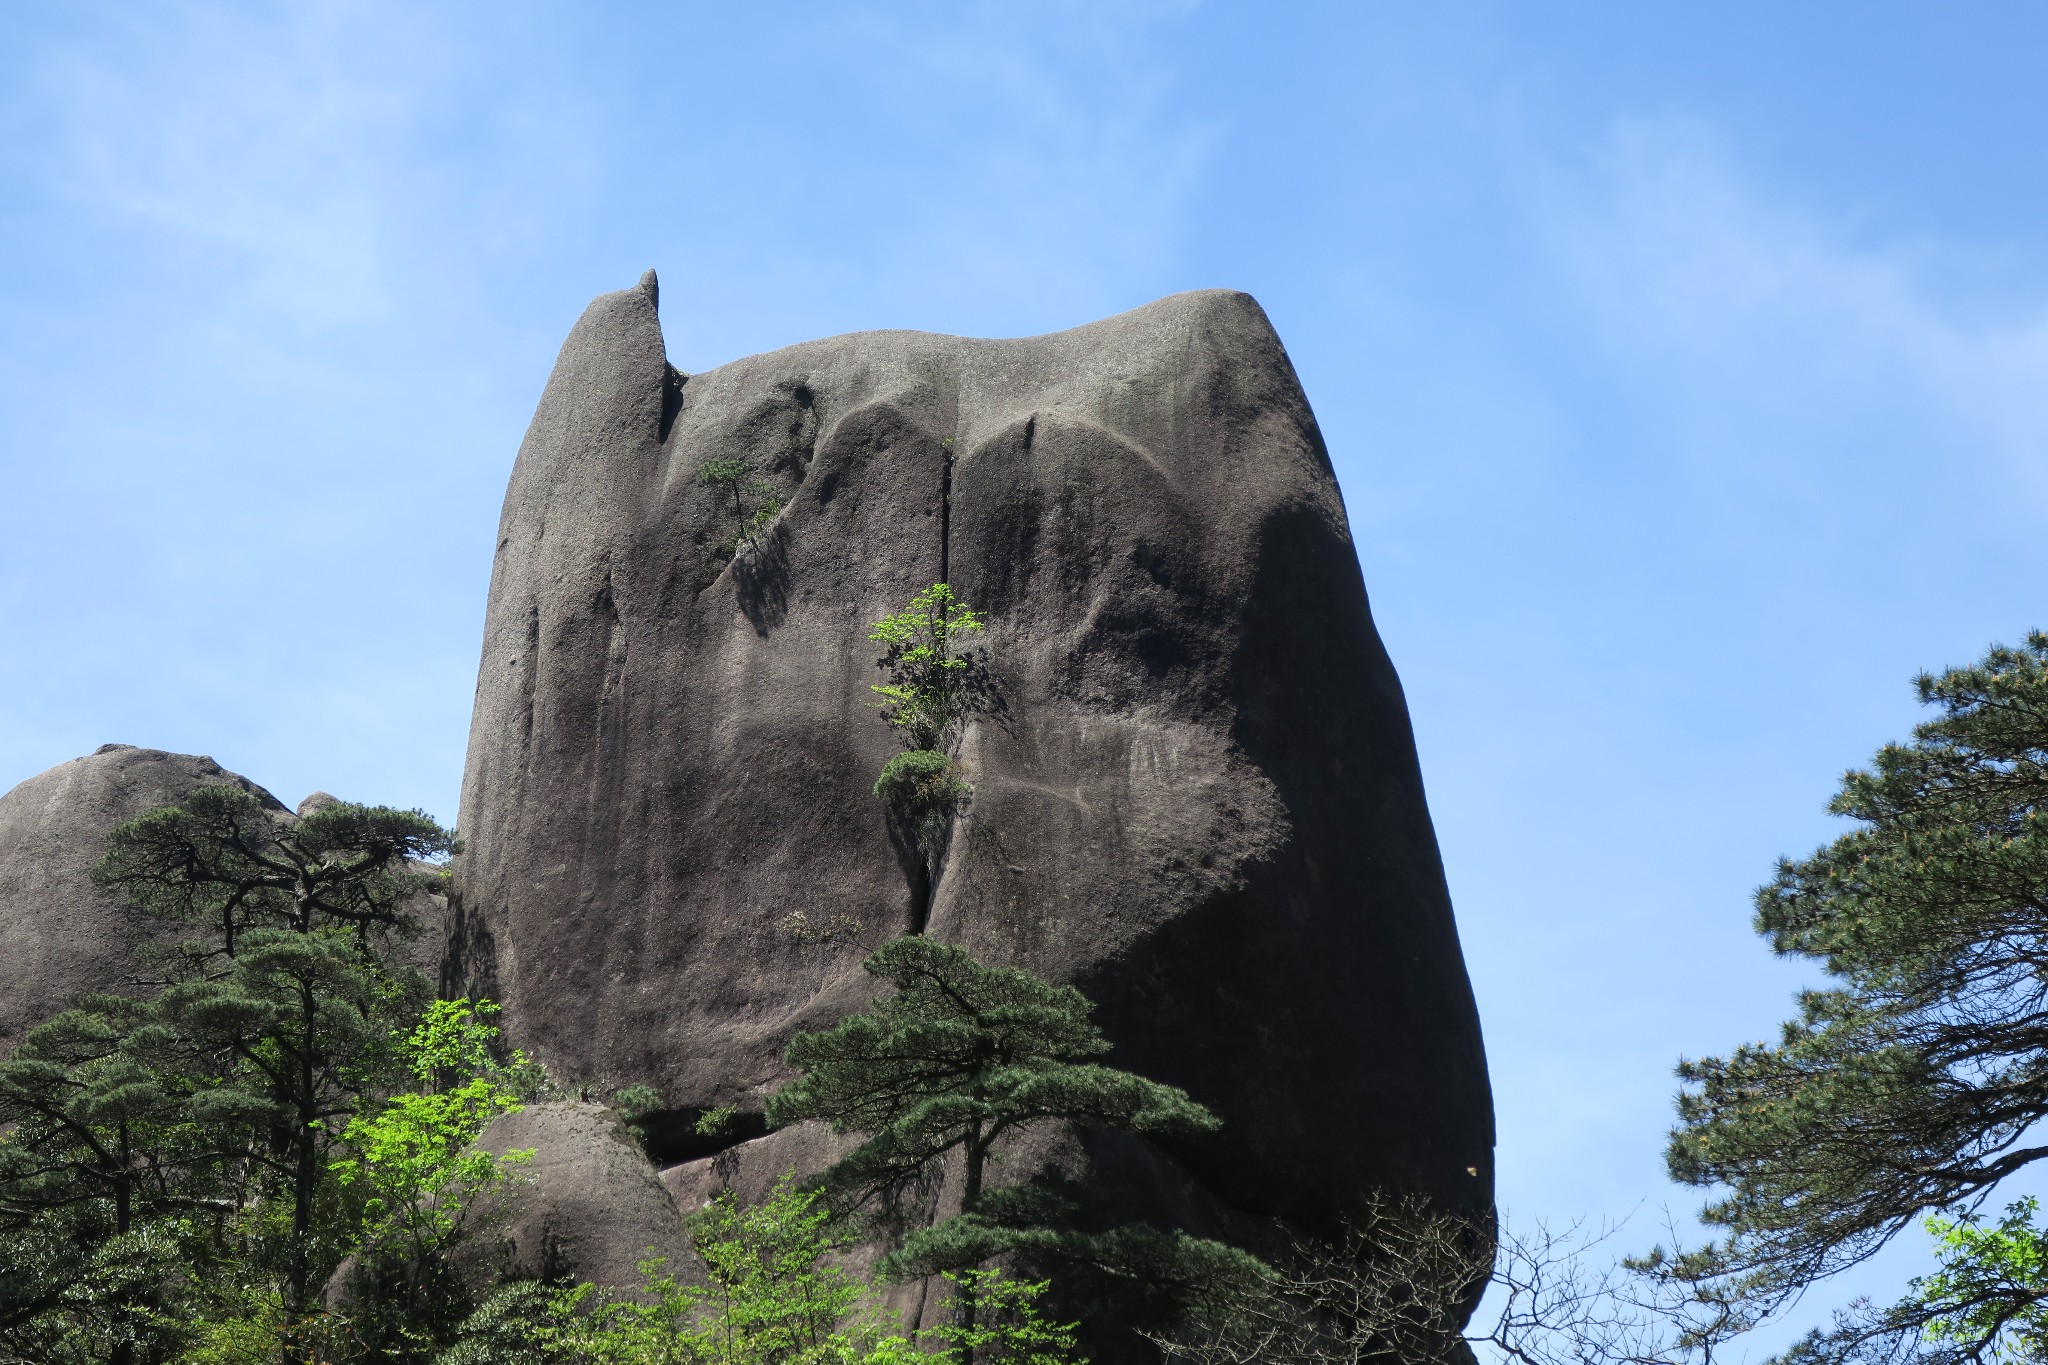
[
  {"x1": 452, "y1": 273, "x2": 1493, "y2": 1239},
  {"x1": 0, "y1": 744, "x2": 289, "y2": 1054}
]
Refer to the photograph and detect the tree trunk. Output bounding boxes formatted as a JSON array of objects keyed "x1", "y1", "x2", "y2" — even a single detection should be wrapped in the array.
[
  {"x1": 289, "y1": 982, "x2": 318, "y2": 1317},
  {"x1": 956, "y1": 1120, "x2": 985, "y2": 1365},
  {"x1": 111, "y1": 1119, "x2": 134, "y2": 1365}
]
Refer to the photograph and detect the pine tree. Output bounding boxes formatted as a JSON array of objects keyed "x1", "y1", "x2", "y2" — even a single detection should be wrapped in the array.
[
  {"x1": 88, "y1": 787, "x2": 457, "y2": 1340},
  {"x1": 93, "y1": 782, "x2": 454, "y2": 959},
  {"x1": 699, "y1": 456, "x2": 783, "y2": 558},
  {"x1": 1652, "y1": 632, "x2": 2048, "y2": 1363},
  {"x1": 767, "y1": 936, "x2": 1262, "y2": 1364},
  {"x1": 0, "y1": 995, "x2": 201, "y2": 1365}
]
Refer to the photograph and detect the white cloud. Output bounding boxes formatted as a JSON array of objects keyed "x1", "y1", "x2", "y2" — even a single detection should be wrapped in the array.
[
  {"x1": 1537, "y1": 118, "x2": 2048, "y2": 504},
  {"x1": 25, "y1": 1, "x2": 444, "y2": 329}
]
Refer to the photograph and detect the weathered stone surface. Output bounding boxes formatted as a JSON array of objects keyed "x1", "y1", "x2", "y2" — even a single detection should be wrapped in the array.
[
  {"x1": 474, "y1": 1101, "x2": 692, "y2": 1289},
  {"x1": 0, "y1": 744, "x2": 287, "y2": 1054},
  {"x1": 0, "y1": 748, "x2": 453, "y2": 1055},
  {"x1": 451, "y1": 274, "x2": 1493, "y2": 1245},
  {"x1": 658, "y1": 1121, "x2": 855, "y2": 1215}
]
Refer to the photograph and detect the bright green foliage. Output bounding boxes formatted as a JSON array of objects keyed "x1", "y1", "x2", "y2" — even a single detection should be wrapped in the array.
[
  {"x1": 576, "y1": 1258, "x2": 698, "y2": 1364},
  {"x1": 809, "y1": 1272, "x2": 1084, "y2": 1365},
  {"x1": 1914, "y1": 1198, "x2": 2048, "y2": 1362},
  {"x1": 868, "y1": 582, "x2": 985, "y2": 751},
  {"x1": 443, "y1": 1177, "x2": 875, "y2": 1365},
  {"x1": 917, "y1": 1271, "x2": 1085, "y2": 1365},
  {"x1": 767, "y1": 937, "x2": 1257, "y2": 1359},
  {"x1": 866, "y1": 584, "x2": 986, "y2": 886},
  {"x1": 1652, "y1": 634, "x2": 2048, "y2": 1361},
  {"x1": 682, "y1": 1178, "x2": 864, "y2": 1365},
  {"x1": 440, "y1": 1185, "x2": 1085, "y2": 1365},
  {"x1": 570, "y1": 1178, "x2": 861, "y2": 1365},
  {"x1": 331, "y1": 1000, "x2": 537, "y2": 1314},
  {"x1": 699, "y1": 456, "x2": 784, "y2": 558}
]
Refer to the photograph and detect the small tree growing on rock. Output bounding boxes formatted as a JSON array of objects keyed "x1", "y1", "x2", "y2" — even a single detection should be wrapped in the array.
[
  {"x1": 869, "y1": 582, "x2": 984, "y2": 751},
  {"x1": 699, "y1": 456, "x2": 783, "y2": 558},
  {"x1": 868, "y1": 583, "x2": 985, "y2": 893}
]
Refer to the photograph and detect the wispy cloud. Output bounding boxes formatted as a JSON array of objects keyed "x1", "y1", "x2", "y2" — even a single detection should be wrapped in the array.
[
  {"x1": 22, "y1": 1, "x2": 451, "y2": 330},
  {"x1": 775, "y1": 1, "x2": 1221, "y2": 329},
  {"x1": 1538, "y1": 118, "x2": 2048, "y2": 506}
]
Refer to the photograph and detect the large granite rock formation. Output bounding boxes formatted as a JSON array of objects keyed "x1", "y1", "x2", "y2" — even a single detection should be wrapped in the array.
[
  {"x1": 451, "y1": 273, "x2": 1493, "y2": 1244},
  {"x1": 0, "y1": 744, "x2": 290, "y2": 1054}
]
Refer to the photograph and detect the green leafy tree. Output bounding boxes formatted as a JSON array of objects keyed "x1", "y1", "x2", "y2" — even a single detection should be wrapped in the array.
[
  {"x1": 916, "y1": 1271, "x2": 1086, "y2": 1365},
  {"x1": 329, "y1": 999, "x2": 538, "y2": 1347},
  {"x1": 766, "y1": 936, "x2": 1260, "y2": 1363},
  {"x1": 868, "y1": 582, "x2": 985, "y2": 752},
  {"x1": 1648, "y1": 633, "x2": 2048, "y2": 1363},
  {"x1": 441, "y1": 1182, "x2": 1083, "y2": 1365},
  {"x1": 700, "y1": 457, "x2": 784, "y2": 558},
  {"x1": 867, "y1": 584, "x2": 986, "y2": 890},
  {"x1": 1912, "y1": 1197, "x2": 2048, "y2": 1363},
  {"x1": 556, "y1": 1178, "x2": 862, "y2": 1365},
  {"x1": 683, "y1": 1177, "x2": 865, "y2": 1365}
]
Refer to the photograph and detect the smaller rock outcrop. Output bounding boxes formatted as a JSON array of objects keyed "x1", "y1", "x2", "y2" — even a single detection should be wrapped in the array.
[
  {"x1": 0, "y1": 746, "x2": 453, "y2": 1054},
  {"x1": 474, "y1": 1101, "x2": 693, "y2": 1289},
  {"x1": 0, "y1": 745, "x2": 287, "y2": 1053}
]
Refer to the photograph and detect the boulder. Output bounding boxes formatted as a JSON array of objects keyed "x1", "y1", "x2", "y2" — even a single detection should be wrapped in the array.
[
  {"x1": 0, "y1": 744, "x2": 287, "y2": 1053},
  {"x1": 450, "y1": 273, "x2": 1493, "y2": 1244},
  {"x1": 473, "y1": 1101, "x2": 692, "y2": 1289}
]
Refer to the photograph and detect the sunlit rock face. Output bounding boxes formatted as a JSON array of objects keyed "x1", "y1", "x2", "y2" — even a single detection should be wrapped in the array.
[
  {"x1": 0, "y1": 744, "x2": 285, "y2": 1055},
  {"x1": 451, "y1": 272, "x2": 1494, "y2": 1251}
]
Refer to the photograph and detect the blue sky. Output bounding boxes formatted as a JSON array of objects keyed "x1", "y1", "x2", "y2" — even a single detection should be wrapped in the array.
[{"x1": 5, "y1": 0, "x2": 2048, "y2": 1339}]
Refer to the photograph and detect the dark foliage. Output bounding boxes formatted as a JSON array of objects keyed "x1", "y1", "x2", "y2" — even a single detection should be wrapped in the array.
[{"x1": 1654, "y1": 633, "x2": 2048, "y2": 1364}]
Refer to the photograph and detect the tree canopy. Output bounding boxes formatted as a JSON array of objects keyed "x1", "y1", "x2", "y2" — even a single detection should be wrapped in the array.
[
  {"x1": 867, "y1": 582, "x2": 984, "y2": 753},
  {"x1": 93, "y1": 782, "x2": 454, "y2": 956},
  {"x1": 1656, "y1": 632, "x2": 2048, "y2": 1363},
  {"x1": 768, "y1": 936, "x2": 1262, "y2": 1359}
]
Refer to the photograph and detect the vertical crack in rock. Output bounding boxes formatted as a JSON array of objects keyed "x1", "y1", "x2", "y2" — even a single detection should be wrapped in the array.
[
  {"x1": 658, "y1": 364, "x2": 686, "y2": 443},
  {"x1": 939, "y1": 433, "x2": 955, "y2": 586}
]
